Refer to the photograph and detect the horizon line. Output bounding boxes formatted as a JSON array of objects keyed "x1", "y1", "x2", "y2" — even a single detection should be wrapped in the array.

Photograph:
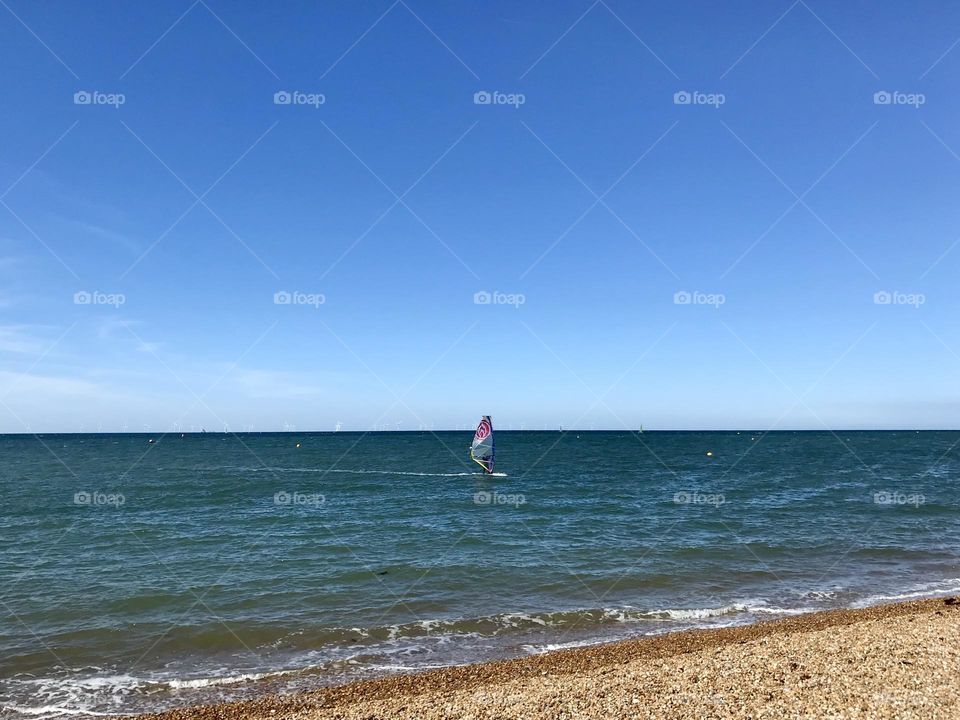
[{"x1": 1, "y1": 428, "x2": 957, "y2": 436}]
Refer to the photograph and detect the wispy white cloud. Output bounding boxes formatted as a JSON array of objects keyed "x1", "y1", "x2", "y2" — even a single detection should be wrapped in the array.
[
  {"x1": 68, "y1": 220, "x2": 143, "y2": 255},
  {"x1": 95, "y1": 318, "x2": 162, "y2": 354},
  {"x1": 97, "y1": 318, "x2": 135, "y2": 340},
  {"x1": 0, "y1": 369, "x2": 102, "y2": 397},
  {"x1": 0, "y1": 325, "x2": 50, "y2": 354},
  {"x1": 0, "y1": 254, "x2": 27, "y2": 307}
]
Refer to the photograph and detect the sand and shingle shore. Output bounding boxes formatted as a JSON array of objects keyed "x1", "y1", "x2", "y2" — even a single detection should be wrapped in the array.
[{"x1": 140, "y1": 597, "x2": 960, "y2": 720}]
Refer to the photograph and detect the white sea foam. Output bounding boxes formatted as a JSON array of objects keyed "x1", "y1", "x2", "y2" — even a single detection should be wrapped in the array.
[
  {"x1": 0, "y1": 706, "x2": 121, "y2": 718},
  {"x1": 523, "y1": 638, "x2": 608, "y2": 653},
  {"x1": 329, "y1": 469, "x2": 508, "y2": 478},
  {"x1": 645, "y1": 603, "x2": 817, "y2": 620},
  {"x1": 656, "y1": 604, "x2": 748, "y2": 620},
  {"x1": 852, "y1": 578, "x2": 960, "y2": 608},
  {"x1": 365, "y1": 662, "x2": 465, "y2": 672},
  {"x1": 231, "y1": 466, "x2": 507, "y2": 478},
  {"x1": 499, "y1": 613, "x2": 549, "y2": 627},
  {"x1": 750, "y1": 606, "x2": 819, "y2": 616},
  {"x1": 162, "y1": 669, "x2": 297, "y2": 689},
  {"x1": 2, "y1": 674, "x2": 142, "y2": 720}
]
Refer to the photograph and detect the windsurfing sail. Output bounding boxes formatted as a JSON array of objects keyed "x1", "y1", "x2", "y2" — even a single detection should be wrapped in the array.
[{"x1": 470, "y1": 416, "x2": 495, "y2": 474}]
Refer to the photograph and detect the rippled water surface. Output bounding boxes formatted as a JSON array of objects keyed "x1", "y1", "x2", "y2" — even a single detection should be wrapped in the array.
[{"x1": 1, "y1": 431, "x2": 958, "y2": 717}]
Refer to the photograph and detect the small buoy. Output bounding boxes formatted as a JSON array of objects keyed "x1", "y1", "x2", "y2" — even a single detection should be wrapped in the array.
[
  {"x1": 295, "y1": 442, "x2": 301, "y2": 448},
  {"x1": 148, "y1": 438, "x2": 155, "y2": 444},
  {"x1": 706, "y1": 451, "x2": 713, "y2": 457}
]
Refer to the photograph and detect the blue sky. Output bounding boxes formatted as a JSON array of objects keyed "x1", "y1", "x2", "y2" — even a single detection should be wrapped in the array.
[{"x1": 1, "y1": 0, "x2": 959, "y2": 432}]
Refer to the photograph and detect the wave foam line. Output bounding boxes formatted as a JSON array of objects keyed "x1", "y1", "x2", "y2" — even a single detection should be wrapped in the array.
[
  {"x1": 852, "y1": 577, "x2": 960, "y2": 608},
  {"x1": 328, "y1": 469, "x2": 508, "y2": 478},
  {"x1": 233, "y1": 466, "x2": 507, "y2": 478}
]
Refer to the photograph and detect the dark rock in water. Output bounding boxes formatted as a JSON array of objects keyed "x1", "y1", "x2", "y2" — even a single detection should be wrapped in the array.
[{"x1": 377, "y1": 570, "x2": 389, "y2": 576}]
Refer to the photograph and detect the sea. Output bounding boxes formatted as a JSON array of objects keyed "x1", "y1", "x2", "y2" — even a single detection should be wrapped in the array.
[{"x1": 1, "y1": 430, "x2": 958, "y2": 718}]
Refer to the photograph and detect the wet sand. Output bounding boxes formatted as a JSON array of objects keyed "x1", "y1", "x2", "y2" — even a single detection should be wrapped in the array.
[{"x1": 139, "y1": 596, "x2": 960, "y2": 720}]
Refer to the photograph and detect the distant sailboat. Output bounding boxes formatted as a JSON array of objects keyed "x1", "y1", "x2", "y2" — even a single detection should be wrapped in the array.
[{"x1": 470, "y1": 416, "x2": 495, "y2": 474}]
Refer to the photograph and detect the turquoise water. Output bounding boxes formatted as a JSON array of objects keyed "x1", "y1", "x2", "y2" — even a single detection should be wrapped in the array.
[{"x1": 1, "y1": 431, "x2": 958, "y2": 717}]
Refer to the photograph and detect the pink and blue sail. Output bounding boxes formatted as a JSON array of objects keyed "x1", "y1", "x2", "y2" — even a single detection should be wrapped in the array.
[{"x1": 470, "y1": 416, "x2": 495, "y2": 474}]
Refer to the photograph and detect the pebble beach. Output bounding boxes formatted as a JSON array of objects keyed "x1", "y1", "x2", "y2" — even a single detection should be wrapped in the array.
[{"x1": 138, "y1": 596, "x2": 960, "y2": 720}]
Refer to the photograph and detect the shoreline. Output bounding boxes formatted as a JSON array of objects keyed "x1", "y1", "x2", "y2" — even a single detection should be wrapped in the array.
[{"x1": 138, "y1": 595, "x2": 960, "y2": 719}]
